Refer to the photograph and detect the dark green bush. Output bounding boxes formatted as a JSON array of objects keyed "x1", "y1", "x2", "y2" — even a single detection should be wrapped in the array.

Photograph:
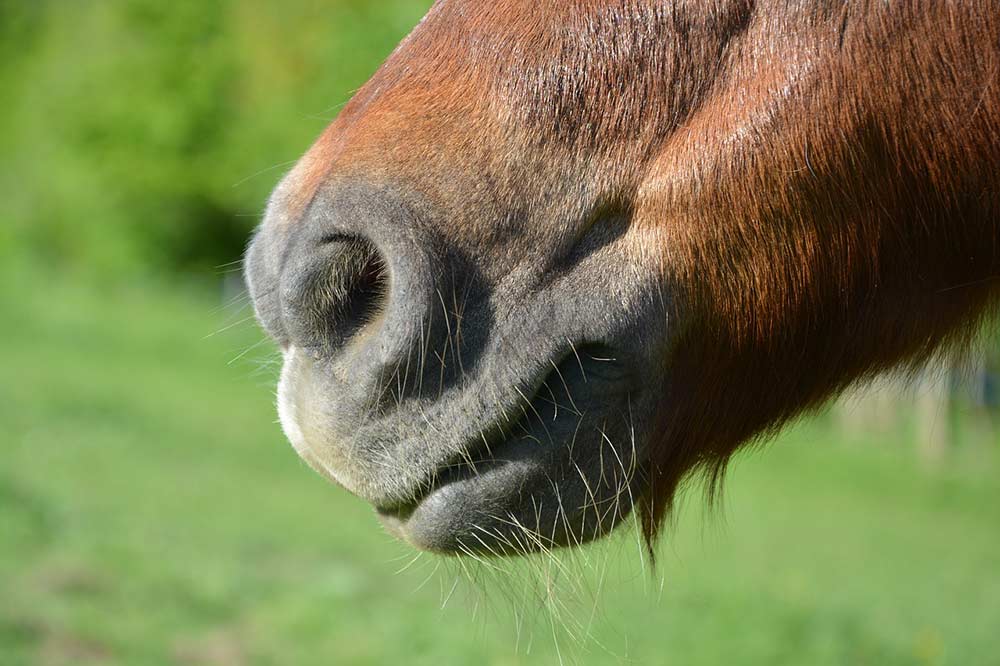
[{"x1": 1, "y1": 0, "x2": 430, "y2": 278}]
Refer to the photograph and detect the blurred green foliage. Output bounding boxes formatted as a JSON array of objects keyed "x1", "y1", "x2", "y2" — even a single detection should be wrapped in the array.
[{"x1": 1, "y1": 0, "x2": 430, "y2": 277}]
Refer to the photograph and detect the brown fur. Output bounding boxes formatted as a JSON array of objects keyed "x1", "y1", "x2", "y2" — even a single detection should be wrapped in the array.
[
  {"x1": 636, "y1": 1, "x2": 1000, "y2": 539},
  {"x1": 284, "y1": 0, "x2": 1000, "y2": 544}
]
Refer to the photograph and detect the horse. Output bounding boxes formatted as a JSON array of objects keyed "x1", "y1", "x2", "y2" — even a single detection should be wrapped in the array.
[{"x1": 245, "y1": 0, "x2": 1000, "y2": 555}]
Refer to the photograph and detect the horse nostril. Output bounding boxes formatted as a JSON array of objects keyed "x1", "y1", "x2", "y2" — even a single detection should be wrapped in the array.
[{"x1": 279, "y1": 232, "x2": 389, "y2": 357}]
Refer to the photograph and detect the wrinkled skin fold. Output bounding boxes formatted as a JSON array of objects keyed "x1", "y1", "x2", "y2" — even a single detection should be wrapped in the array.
[{"x1": 245, "y1": 1, "x2": 1000, "y2": 555}]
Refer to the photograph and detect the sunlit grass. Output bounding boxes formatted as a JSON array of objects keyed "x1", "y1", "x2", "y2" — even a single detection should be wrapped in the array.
[{"x1": 2, "y1": 271, "x2": 999, "y2": 665}]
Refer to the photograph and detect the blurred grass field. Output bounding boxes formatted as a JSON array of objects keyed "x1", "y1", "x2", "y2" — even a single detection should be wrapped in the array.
[{"x1": 2, "y1": 271, "x2": 999, "y2": 666}]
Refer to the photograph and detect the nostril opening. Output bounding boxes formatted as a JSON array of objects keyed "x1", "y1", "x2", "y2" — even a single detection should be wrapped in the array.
[
  {"x1": 340, "y1": 240, "x2": 388, "y2": 333},
  {"x1": 322, "y1": 236, "x2": 389, "y2": 351},
  {"x1": 281, "y1": 233, "x2": 390, "y2": 357}
]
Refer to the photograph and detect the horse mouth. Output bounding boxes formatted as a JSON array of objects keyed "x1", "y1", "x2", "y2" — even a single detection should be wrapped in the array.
[
  {"x1": 280, "y1": 337, "x2": 643, "y2": 555},
  {"x1": 363, "y1": 344, "x2": 640, "y2": 555}
]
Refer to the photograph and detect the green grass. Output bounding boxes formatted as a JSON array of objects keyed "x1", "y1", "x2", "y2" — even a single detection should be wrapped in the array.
[{"x1": 2, "y1": 272, "x2": 999, "y2": 665}]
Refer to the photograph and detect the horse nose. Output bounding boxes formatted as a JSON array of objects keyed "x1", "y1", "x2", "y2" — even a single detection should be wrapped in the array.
[{"x1": 245, "y1": 185, "x2": 432, "y2": 366}]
